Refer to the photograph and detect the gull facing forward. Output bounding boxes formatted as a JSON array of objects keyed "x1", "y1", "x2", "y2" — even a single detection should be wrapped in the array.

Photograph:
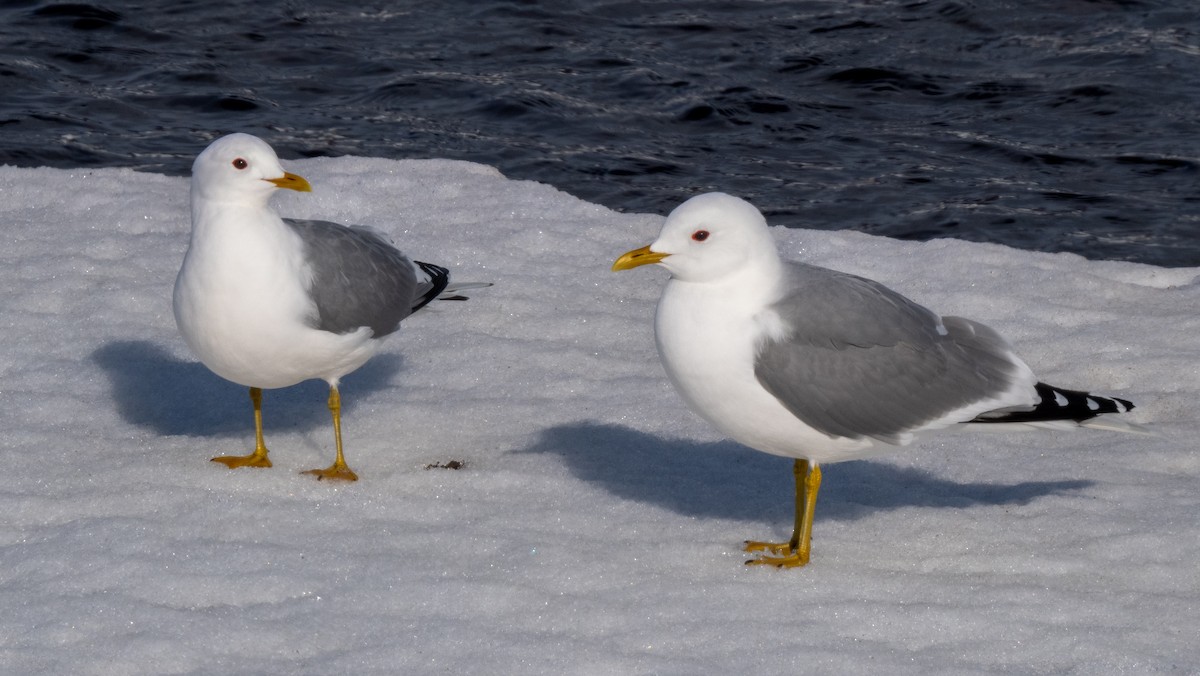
[
  {"x1": 174, "y1": 133, "x2": 482, "y2": 481},
  {"x1": 614, "y1": 192, "x2": 1136, "y2": 567}
]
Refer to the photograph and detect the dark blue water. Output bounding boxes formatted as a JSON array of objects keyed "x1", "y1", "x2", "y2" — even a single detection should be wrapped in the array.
[{"x1": 2, "y1": 0, "x2": 1198, "y2": 265}]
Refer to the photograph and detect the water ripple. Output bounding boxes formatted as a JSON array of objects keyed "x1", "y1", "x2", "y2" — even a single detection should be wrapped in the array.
[{"x1": 0, "y1": 0, "x2": 1197, "y2": 265}]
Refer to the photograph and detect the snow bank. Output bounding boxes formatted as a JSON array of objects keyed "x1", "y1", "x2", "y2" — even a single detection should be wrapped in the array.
[{"x1": 0, "y1": 157, "x2": 1196, "y2": 674}]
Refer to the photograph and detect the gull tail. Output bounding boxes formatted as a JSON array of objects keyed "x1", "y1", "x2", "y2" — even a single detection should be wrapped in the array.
[
  {"x1": 969, "y1": 382, "x2": 1147, "y2": 433},
  {"x1": 412, "y1": 260, "x2": 491, "y2": 309},
  {"x1": 439, "y1": 281, "x2": 493, "y2": 301}
]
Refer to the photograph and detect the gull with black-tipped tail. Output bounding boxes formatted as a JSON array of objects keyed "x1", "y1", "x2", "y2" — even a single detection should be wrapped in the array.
[
  {"x1": 613, "y1": 192, "x2": 1140, "y2": 568},
  {"x1": 174, "y1": 132, "x2": 488, "y2": 481}
]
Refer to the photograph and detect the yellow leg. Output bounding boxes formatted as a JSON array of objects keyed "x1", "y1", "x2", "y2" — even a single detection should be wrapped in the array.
[
  {"x1": 745, "y1": 459, "x2": 822, "y2": 568},
  {"x1": 302, "y1": 385, "x2": 359, "y2": 482},
  {"x1": 212, "y1": 387, "x2": 274, "y2": 469}
]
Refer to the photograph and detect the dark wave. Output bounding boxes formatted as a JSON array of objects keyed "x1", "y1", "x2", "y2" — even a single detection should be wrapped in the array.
[{"x1": 0, "y1": 0, "x2": 1198, "y2": 265}]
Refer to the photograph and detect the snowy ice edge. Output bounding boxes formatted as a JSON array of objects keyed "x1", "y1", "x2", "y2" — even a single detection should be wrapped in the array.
[{"x1": 1, "y1": 156, "x2": 1198, "y2": 674}]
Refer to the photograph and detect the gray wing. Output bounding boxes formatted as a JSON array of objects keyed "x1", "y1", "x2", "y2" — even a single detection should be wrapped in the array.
[
  {"x1": 284, "y1": 218, "x2": 440, "y2": 338},
  {"x1": 754, "y1": 262, "x2": 1026, "y2": 443}
]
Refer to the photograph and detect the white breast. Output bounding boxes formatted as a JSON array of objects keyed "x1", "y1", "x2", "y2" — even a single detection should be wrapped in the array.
[{"x1": 173, "y1": 203, "x2": 377, "y2": 388}]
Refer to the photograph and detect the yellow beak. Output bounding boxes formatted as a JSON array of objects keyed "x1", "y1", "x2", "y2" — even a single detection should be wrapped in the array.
[
  {"x1": 266, "y1": 172, "x2": 312, "y2": 192},
  {"x1": 612, "y1": 245, "x2": 669, "y2": 271}
]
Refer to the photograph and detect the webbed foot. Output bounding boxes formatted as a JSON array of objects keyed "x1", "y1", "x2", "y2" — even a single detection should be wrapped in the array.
[
  {"x1": 743, "y1": 540, "x2": 809, "y2": 568},
  {"x1": 301, "y1": 461, "x2": 358, "y2": 482},
  {"x1": 211, "y1": 449, "x2": 272, "y2": 469}
]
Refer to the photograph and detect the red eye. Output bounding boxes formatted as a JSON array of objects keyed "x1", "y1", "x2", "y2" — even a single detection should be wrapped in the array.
[
  {"x1": 232, "y1": 158, "x2": 248, "y2": 170},
  {"x1": 692, "y1": 229, "x2": 710, "y2": 242}
]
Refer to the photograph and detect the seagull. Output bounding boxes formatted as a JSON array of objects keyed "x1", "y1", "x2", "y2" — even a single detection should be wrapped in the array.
[
  {"x1": 174, "y1": 132, "x2": 484, "y2": 481},
  {"x1": 613, "y1": 192, "x2": 1137, "y2": 567}
]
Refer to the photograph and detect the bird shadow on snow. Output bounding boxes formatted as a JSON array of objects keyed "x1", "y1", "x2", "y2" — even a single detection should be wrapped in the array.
[
  {"x1": 91, "y1": 340, "x2": 403, "y2": 438},
  {"x1": 522, "y1": 423, "x2": 1094, "y2": 524}
]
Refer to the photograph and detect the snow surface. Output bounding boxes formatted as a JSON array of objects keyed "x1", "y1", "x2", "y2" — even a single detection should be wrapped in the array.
[{"x1": 1, "y1": 157, "x2": 1198, "y2": 675}]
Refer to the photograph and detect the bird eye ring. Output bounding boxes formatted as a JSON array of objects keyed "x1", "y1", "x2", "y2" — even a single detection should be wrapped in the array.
[
  {"x1": 692, "y1": 230, "x2": 710, "y2": 242},
  {"x1": 232, "y1": 158, "x2": 248, "y2": 170}
]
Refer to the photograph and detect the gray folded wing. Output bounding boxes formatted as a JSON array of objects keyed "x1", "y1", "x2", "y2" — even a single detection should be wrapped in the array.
[
  {"x1": 285, "y1": 218, "x2": 429, "y2": 338},
  {"x1": 754, "y1": 262, "x2": 1027, "y2": 444}
]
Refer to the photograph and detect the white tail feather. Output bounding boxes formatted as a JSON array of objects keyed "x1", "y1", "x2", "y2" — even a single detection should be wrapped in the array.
[{"x1": 967, "y1": 418, "x2": 1154, "y2": 435}]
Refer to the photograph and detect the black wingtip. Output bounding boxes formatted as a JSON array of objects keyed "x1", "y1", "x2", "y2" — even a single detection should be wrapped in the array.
[
  {"x1": 412, "y1": 260, "x2": 451, "y2": 312},
  {"x1": 972, "y1": 382, "x2": 1134, "y2": 425}
]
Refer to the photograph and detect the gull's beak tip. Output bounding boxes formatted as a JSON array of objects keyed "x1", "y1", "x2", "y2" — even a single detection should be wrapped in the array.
[
  {"x1": 267, "y1": 172, "x2": 312, "y2": 193},
  {"x1": 612, "y1": 245, "x2": 668, "y2": 272}
]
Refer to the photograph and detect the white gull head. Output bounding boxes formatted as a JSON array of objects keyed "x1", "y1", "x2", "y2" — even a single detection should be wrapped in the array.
[
  {"x1": 634, "y1": 192, "x2": 782, "y2": 283},
  {"x1": 190, "y1": 132, "x2": 311, "y2": 206}
]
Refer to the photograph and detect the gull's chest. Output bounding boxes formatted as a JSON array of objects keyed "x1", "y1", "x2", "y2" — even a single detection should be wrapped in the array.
[
  {"x1": 173, "y1": 213, "x2": 322, "y2": 384},
  {"x1": 652, "y1": 279, "x2": 786, "y2": 439},
  {"x1": 654, "y1": 281, "x2": 764, "y2": 383},
  {"x1": 177, "y1": 216, "x2": 314, "y2": 326}
]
